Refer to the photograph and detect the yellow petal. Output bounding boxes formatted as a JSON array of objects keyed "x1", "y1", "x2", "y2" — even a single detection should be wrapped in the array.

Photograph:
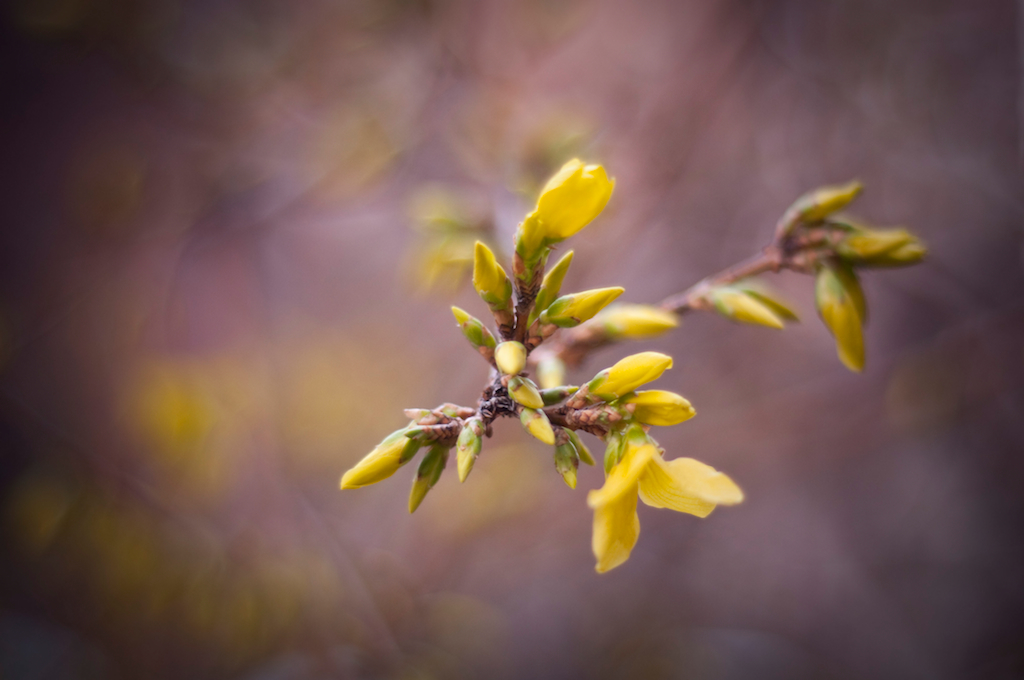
[
  {"x1": 592, "y1": 487, "x2": 640, "y2": 573},
  {"x1": 587, "y1": 443, "x2": 656, "y2": 508},
  {"x1": 638, "y1": 456, "x2": 744, "y2": 516}
]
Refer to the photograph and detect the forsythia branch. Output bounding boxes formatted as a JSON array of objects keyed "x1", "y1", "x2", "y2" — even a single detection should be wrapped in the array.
[{"x1": 340, "y1": 160, "x2": 925, "y2": 573}]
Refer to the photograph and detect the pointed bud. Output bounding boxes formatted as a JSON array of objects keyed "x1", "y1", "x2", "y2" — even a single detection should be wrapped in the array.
[
  {"x1": 409, "y1": 444, "x2": 448, "y2": 513},
  {"x1": 588, "y1": 352, "x2": 673, "y2": 399},
  {"x1": 520, "y1": 408, "x2": 555, "y2": 445},
  {"x1": 566, "y1": 429, "x2": 595, "y2": 466},
  {"x1": 508, "y1": 376, "x2": 544, "y2": 409},
  {"x1": 837, "y1": 228, "x2": 913, "y2": 261},
  {"x1": 792, "y1": 180, "x2": 863, "y2": 224},
  {"x1": 815, "y1": 264, "x2": 866, "y2": 372},
  {"x1": 472, "y1": 241, "x2": 513, "y2": 310},
  {"x1": 451, "y1": 306, "x2": 497, "y2": 351},
  {"x1": 531, "y1": 250, "x2": 575, "y2": 323},
  {"x1": 861, "y1": 240, "x2": 927, "y2": 267},
  {"x1": 456, "y1": 418, "x2": 483, "y2": 483},
  {"x1": 540, "y1": 385, "x2": 578, "y2": 406},
  {"x1": 595, "y1": 304, "x2": 679, "y2": 339},
  {"x1": 707, "y1": 288, "x2": 785, "y2": 329},
  {"x1": 554, "y1": 440, "x2": 580, "y2": 489},
  {"x1": 736, "y1": 284, "x2": 800, "y2": 322},
  {"x1": 622, "y1": 390, "x2": 696, "y2": 427},
  {"x1": 536, "y1": 355, "x2": 566, "y2": 390},
  {"x1": 494, "y1": 341, "x2": 527, "y2": 376},
  {"x1": 602, "y1": 430, "x2": 627, "y2": 474},
  {"x1": 539, "y1": 287, "x2": 624, "y2": 328},
  {"x1": 341, "y1": 428, "x2": 418, "y2": 490}
]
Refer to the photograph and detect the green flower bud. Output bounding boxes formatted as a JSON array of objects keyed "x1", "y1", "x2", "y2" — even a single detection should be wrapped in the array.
[
  {"x1": 409, "y1": 444, "x2": 448, "y2": 513},
  {"x1": 566, "y1": 429, "x2": 595, "y2": 466},
  {"x1": 707, "y1": 287, "x2": 785, "y2": 329},
  {"x1": 531, "y1": 250, "x2": 574, "y2": 324},
  {"x1": 456, "y1": 418, "x2": 483, "y2": 483},
  {"x1": 554, "y1": 440, "x2": 580, "y2": 489}
]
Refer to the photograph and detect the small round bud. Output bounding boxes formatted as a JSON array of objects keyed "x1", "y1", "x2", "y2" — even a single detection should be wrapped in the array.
[{"x1": 495, "y1": 341, "x2": 527, "y2": 376}]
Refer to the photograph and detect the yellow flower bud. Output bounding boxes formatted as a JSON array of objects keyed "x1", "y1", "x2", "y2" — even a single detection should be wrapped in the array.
[
  {"x1": 451, "y1": 306, "x2": 496, "y2": 350},
  {"x1": 540, "y1": 287, "x2": 624, "y2": 328},
  {"x1": 596, "y1": 303, "x2": 679, "y2": 339},
  {"x1": 851, "y1": 233, "x2": 927, "y2": 268},
  {"x1": 794, "y1": 180, "x2": 863, "y2": 223},
  {"x1": 508, "y1": 376, "x2": 544, "y2": 409},
  {"x1": 623, "y1": 390, "x2": 696, "y2": 426},
  {"x1": 736, "y1": 284, "x2": 800, "y2": 322},
  {"x1": 340, "y1": 428, "x2": 418, "y2": 489},
  {"x1": 815, "y1": 264, "x2": 865, "y2": 372},
  {"x1": 532, "y1": 250, "x2": 574, "y2": 323},
  {"x1": 472, "y1": 241, "x2": 512, "y2": 309},
  {"x1": 494, "y1": 341, "x2": 527, "y2": 376},
  {"x1": 588, "y1": 352, "x2": 673, "y2": 399},
  {"x1": 837, "y1": 228, "x2": 913, "y2": 261},
  {"x1": 708, "y1": 288, "x2": 785, "y2": 329},
  {"x1": 536, "y1": 355, "x2": 566, "y2": 390},
  {"x1": 520, "y1": 408, "x2": 555, "y2": 445}
]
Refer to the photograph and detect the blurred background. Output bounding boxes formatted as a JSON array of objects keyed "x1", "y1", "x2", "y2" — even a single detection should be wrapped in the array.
[{"x1": 1, "y1": 0, "x2": 1022, "y2": 678}]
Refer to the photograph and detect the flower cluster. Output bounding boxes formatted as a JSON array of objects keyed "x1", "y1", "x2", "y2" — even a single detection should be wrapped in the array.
[
  {"x1": 341, "y1": 159, "x2": 741, "y2": 572},
  {"x1": 339, "y1": 159, "x2": 925, "y2": 573}
]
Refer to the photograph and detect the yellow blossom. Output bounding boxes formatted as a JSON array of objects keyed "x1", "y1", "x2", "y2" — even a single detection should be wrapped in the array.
[
  {"x1": 517, "y1": 159, "x2": 614, "y2": 256},
  {"x1": 587, "y1": 442, "x2": 743, "y2": 573}
]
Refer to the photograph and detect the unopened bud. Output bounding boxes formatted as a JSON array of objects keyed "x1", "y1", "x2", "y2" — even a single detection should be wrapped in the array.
[
  {"x1": 707, "y1": 288, "x2": 785, "y2": 329},
  {"x1": 456, "y1": 418, "x2": 483, "y2": 483},
  {"x1": 815, "y1": 264, "x2": 866, "y2": 372},
  {"x1": 791, "y1": 180, "x2": 863, "y2": 224},
  {"x1": 494, "y1": 341, "x2": 527, "y2": 376},
  {"x1": 596, "y1": 303, "x2": 679, "y2": 339},
  {"x1": 508, "y1": 376, "x2": 544, "y2": 409},
  {"x1": 588, "y1": 352, "x2": 673, "y2": 400},
  {"x1": 536, "y1": 355, "x2": 567, "y2": 390},
  {"x1": 837, "y1": 227, "x2": 913, "y2": 261},
  {"x1": 554, "y1": 440, "x2": 580, "y2": 489},
  {"x1": 409, "y1": 444, "x2": 449, "y2": 513},
  {"x1": 622, "y1": 390, "x2": 696, "y2": 426},
  {"x1": 341, "y1": 428, "x2": 419, "y2": 490},
  {"x1": 451, "y1": 306, "x2": 497, "y2": 352},
  {"x1": 540, "y1": 287, "x2": 624, "y2": 328},
  {"x1": 531, "y1": 250, "x2": 575, "y2": 323},
  {"x1": 540, "y1": 385, "x2": 578, "y2": 406},
  {"x1": 472, "y1": 241, "x2": 513, "y2": 309},
  {"x1": 520, "y1": 407, "x2": 555, "y2": 445},
  {"x1": 566, "y1": 429, "x2": 595, "y2": 466}
]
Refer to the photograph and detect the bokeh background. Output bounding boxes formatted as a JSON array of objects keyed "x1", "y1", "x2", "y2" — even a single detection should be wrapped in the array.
[{"x1": 1, "y1": 0, "x2": 1022, "y2": 678}]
